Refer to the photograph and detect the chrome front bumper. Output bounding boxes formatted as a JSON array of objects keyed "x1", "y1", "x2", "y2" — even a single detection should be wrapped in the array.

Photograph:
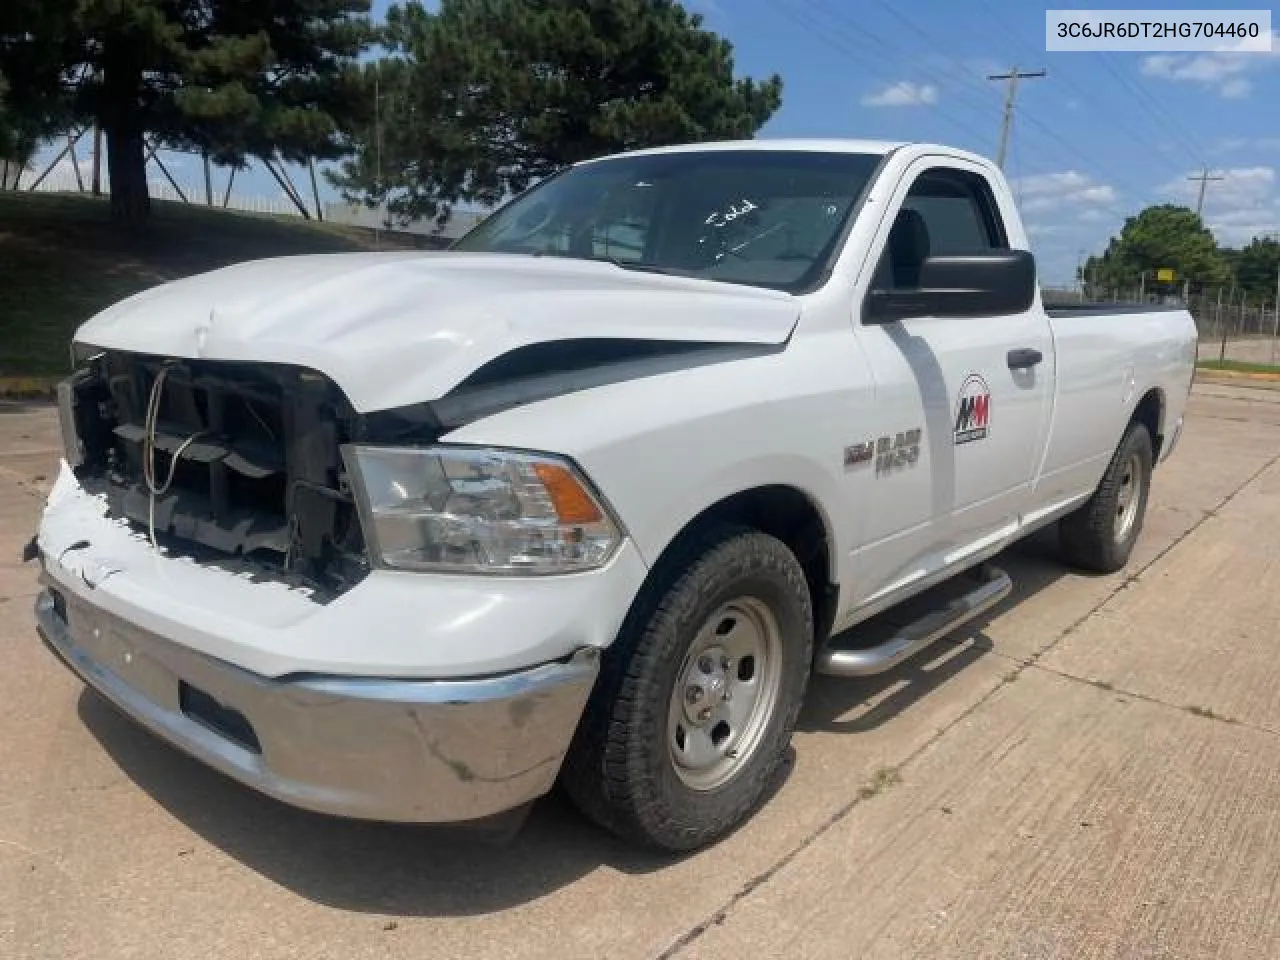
[{"x1": 34, "y1": 586, "x2": 599, "y2": 823}]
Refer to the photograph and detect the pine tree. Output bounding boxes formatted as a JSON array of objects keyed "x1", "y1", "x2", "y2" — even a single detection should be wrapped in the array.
[
  {"x1": 0, "y1": 0, "x2": 374, "y2": 223},
  {"x1": 331, "y1": 0, "x2": 783, "y2": 227},
  {"x1": 0, "y1": 0, "x2": 74, "y2": 186}
]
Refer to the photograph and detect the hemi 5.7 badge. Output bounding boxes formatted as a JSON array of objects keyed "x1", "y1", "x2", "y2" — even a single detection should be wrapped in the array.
[{"x1": 954, "y1": 374, "x2": 991, "y2": 444}]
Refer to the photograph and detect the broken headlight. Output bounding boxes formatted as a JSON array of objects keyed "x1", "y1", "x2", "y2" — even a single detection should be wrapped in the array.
[{"x1": 342, "y1": 445, "x2": 623, "y2": 574}]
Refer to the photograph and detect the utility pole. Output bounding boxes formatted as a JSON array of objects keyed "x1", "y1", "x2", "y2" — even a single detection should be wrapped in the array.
[
  {"x1": 1187, "y1": 165, "x2": 1223, "y2": 218},
  {"x1": 987, "y1": 66, "x2": 1046, "y2": 170},
  {"x1": 91, "y1": 125, "x2": 102, "y2": 196},
  {"x1": 373, "y1": 58, "x2": 382, "y2": 250},
  {"x1": 1271, "y1": 262, "x2": 1280, "y2": 364}
]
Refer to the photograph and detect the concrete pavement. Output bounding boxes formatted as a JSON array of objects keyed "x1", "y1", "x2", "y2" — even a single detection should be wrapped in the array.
[{"x1": 2, "y1": 383, "x2": 1280, "y2": 959}]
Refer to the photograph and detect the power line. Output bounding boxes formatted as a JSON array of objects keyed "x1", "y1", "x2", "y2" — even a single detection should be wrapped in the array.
[
  {"x1": 781, "y1": 0, "x2": 1146, "y2": 231},
  {"x1": 806, "y1": 0, "x2": 1015, "y2": 141},
  {"x1": 773, "y1": 1, "x2": 996, "y2": 147},
  {"x1": 800, "y1": 0, "x2": 1155, "y2": 209},
  {"x1": 987, "y1": 67, "x2": 1046, "y2": 169},
  {"x1": 968, "y1": 0, "x2": 1202, "y2": 170},
  {"x1": 1091, "y1": 53, "x2": 1206, "y2": 165},
  {"x1": 865, "y1": 0, "x2": 1008, "y2": 104}
]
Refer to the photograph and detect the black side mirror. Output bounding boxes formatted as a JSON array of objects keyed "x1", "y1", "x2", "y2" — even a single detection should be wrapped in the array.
[{"x1": 866, "y1": 249, "x2": 1037, "y2": 322}]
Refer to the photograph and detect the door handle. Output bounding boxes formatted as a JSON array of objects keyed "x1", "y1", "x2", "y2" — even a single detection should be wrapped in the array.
[{"x1": 1007, "y1": 348, "x2": 1043, "y2": 370}]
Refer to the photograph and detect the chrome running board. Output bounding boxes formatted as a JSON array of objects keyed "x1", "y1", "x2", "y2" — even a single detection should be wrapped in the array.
[{"x1": 816, "y1": 565, "x2": 1012, "y2": 677}]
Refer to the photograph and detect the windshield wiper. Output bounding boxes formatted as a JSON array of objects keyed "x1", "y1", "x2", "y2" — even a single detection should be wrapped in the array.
[
  {"x1": 599, "y1": 258, "x2": 702, "y2": 278},
  {"x1": 529, "y1": 251, "x2": 701, "y2": 278}
]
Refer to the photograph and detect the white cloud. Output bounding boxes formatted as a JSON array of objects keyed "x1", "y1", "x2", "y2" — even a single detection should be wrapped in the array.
[
  {"x1": 860, "y1": 81, "x2": 938, "y2": 108},
  {"x1": 1141, "y1": 31, "x2": 1279, "y2": 98},
  {"x1": 1012, "y1": 172, "x2": 1130, "y2": 282},
  {"x1": 1160, "y1": 166, "x2": 1280, "y2": 245},
  {"x1": 1217, "y1": 137, "x2": 1280, "y2": 153},
  {"x1": 1220, "y1": 78, "x2": 1252, "y2": 98},
  {"x1": 1162, "y1": 166, "x2": 1274, "y2": 205},
  {"x1": 1014, "y1": 171, "x2": 1119, "y2": 214}
]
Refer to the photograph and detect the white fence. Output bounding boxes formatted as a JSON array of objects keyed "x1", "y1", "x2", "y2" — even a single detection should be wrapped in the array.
[
  {"x1": 21, "y1": 165, "x2": 300, "y2": 217},
  {"x1": 16, "y1": 164, "x2": 485, "y2": 238}
]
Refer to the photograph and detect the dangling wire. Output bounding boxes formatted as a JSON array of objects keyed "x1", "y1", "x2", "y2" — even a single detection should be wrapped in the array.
[{"x1": 142, "y1": 363, "x2": 205, "y2": 551}]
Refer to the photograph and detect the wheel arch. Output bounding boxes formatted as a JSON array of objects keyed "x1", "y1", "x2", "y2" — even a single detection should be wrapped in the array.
[
  {"x1": 1130, "y1": 387, "x2": 1166, "y2": 461},
  {"x1": 624, "y1": 484, "x2": 840, "y2": 649}
]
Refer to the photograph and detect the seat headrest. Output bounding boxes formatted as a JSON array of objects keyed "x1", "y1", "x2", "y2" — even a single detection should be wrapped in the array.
[{"x1": 889, "y1": 208, "x2": 931, "y2": 288}]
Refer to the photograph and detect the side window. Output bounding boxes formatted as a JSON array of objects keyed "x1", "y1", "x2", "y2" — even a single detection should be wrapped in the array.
[{"x1": 875, "y1": 167, "x2": 1008, "y2": 290}]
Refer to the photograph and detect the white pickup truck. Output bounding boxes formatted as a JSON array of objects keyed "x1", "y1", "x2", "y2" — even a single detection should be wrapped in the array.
[{"x1": 31, "y1": 139, "x2": 1196, "y2": 851}]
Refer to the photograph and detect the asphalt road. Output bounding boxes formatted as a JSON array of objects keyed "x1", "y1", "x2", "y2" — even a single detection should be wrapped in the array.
[{"x1": 3, "y1": 381, "x2": 1280, "y2": 959}]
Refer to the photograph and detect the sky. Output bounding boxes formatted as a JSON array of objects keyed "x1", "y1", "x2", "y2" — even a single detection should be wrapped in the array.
[
  {"x1": 28, "y1": 0, "x2": 1280, "y2": 285},
  {"x1": 683, "y1": 0, "x2": 1280, "y2": 284}
]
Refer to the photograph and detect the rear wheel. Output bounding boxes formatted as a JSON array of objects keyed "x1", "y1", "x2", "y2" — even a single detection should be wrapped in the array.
[
  {"x1": 1059, "y1": 421, "x2": 1153, "y2": 573},
  {"x1": 561, "y1": 526, "x2": 813, "y2": 851}
]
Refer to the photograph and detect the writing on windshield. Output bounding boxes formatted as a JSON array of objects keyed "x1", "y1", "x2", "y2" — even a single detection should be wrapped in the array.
[{"x1": 453, "y1": 149, "x2": 884, "y2": 292}]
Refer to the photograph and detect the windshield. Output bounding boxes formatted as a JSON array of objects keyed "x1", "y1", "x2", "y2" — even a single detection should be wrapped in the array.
[{"x1": 452, "y1": 149, "x2": 884, "y2": 292}]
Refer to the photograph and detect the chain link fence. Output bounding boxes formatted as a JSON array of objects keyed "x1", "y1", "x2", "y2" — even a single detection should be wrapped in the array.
[{"x1": 1043, "y1": 286, "x2": 1280, "y2": 368}]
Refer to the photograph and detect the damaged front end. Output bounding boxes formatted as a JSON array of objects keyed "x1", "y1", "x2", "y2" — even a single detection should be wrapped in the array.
[{"x1": 55, "y1": 350, "x2": 437, "y2": 597}]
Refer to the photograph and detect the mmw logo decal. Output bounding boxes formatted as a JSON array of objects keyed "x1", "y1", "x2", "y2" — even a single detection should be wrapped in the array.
[{"x1": 954, "y1": 374, "x2": 991, "y2": 445}]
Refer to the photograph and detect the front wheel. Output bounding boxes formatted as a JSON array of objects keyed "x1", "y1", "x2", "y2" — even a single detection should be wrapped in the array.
[
  {"x1": 1059, "y1": 421, "x2": 1154, "y2": 573},
  {"x1": 561, "y1": 527, "x2": 813, "y2": 851}
]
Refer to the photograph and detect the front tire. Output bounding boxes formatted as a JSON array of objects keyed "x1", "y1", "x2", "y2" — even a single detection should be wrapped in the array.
[
  {"x1": 1060, "y1": 421, "x2": 1154, "y2": 573},
  {"x1": 561, "y1": 526, "x2": 813, "y2": 851}
]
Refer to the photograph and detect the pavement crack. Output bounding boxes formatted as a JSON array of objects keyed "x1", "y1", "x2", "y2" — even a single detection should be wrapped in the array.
[
  {"x1": 1018, "y1": 443, "x2": 1280, "y2": 674},
  {"x1": 659, "y1": 445, "x2": 1280, "y2": 958},
  {"x1": 653, "y1": 697, "x2": 987, "y2": 959},
  {"x1": 1024, "y1": 661, "x2": 1279, "y2": 738}
]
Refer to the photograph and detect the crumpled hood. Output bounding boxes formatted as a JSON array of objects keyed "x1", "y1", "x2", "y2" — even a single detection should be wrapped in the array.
[{"x1": 74, "y1": 252, "x2": 800, "y2": 412}]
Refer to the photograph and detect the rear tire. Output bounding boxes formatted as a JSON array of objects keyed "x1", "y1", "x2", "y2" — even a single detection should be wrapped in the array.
[
  {"x1": 1060, "y1": 421, "x2": 1153, "y2": 574},
  {"x1": 561, "y1": 526, "x2": 813, "y2": 852}
]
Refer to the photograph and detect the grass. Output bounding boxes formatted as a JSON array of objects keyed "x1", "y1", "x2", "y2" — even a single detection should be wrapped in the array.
[
  {"x1": 1184, "y1": 704, "x2": 1238, "y2": 724},
  {"x1": 1197, "y1": 359, "x2": 1280, "y2": 376},
  {"x1": 0, "y1": 191, "x2": 425, "y2": 377},
  {"x1": 857, "y1": 765, "x2": 903, "y2": 800}
]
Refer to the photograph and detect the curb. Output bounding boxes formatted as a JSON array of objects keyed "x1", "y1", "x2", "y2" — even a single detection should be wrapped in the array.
[
  {"x1": 1195, "y1": 367, "x2": 1280, "y2": 384},
  {"x1": 1195, "y1": 372, "x2": 1280, "y2": 392},
  {"x1": 0, "y1": 376, "x2": 60, "y2": 401}
]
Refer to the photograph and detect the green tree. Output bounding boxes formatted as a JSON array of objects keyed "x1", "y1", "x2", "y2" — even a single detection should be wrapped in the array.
[
  {"x1": 0, "y1": 70, "x2": 16, "y2": 183},
  {"x1": 1082, "y1": 204, "x2": 1230, "y2": 296},
  {"x1": 0, "y1": 0, "x2": 75, "y2": 186},
  {"x1": 332, "y1": 0, "x2": 783, "y2": 226},
  {"x1": 1230, "y1": 235, "x2": 1280, "y2": 302},
  {"x1": 0, "y1": 0, "x2": 374, "y2": 223}
]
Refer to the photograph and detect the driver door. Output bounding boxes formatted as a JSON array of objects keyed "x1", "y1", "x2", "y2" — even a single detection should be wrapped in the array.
[{"x1": 849, "y1": 159, "x2": 1053, "y2": 606}]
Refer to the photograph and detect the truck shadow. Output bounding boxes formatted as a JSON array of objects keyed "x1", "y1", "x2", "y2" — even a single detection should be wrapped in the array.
[
  {"x1": 75, "y1": 528, "x2": 1072, "y2": 918},
  {"x1": 799, "y1": 527, "x2": 1070, "y2": 733},
  {"x1": 77, "y1": 687, "x2": 698, "y2": 915}
]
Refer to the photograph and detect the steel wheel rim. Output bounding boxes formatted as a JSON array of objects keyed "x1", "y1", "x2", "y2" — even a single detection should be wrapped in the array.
[
  {"x1": 666, "y1": 596, "x2": 784, "y2": 792},
  {"x1": 1114, "y1": 452, "x2": 1143, "y2": 543}
]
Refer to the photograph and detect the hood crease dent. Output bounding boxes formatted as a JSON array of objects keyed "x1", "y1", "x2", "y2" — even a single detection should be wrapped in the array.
[{"x1": 75, "y1": 252, "x2": 802, "y2": 413}]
